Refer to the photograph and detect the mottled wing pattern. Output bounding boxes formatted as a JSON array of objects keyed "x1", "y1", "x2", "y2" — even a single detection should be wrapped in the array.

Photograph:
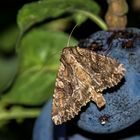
[
  {"x1": 52, "y1": 46, "x2": 125, "y2": 125},
  {"x1": 75, "y1": 47, "x2": 125, "y2": 92},
  {"x1": 52, "y1": 50, "x2": 92, "y2": 125}
]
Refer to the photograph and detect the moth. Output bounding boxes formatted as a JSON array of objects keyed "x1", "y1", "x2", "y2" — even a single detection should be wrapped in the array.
[{"x1": 52, "y1": 46, "x2": 125, "y2": 125}]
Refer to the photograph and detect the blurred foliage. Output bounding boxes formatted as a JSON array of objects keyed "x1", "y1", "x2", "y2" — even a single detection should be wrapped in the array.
[
  {"x1": 0, "y1": 0, "x2": 106, "y2": 120},
  {"x1": 0, "y1": 25, "x2": 19, "y2": 52},
  {"x1": 17, "y1": 0, "x2": 106, "y2": 32},
  {"x1": 0, "y1": 0, "x2": 107, "y2": 139},
  {"x1": 2, "y1": 29, "x2": 77, "y2": 105},
  {"x1": 0, "y1": 0, "x2": 140, "y2": 139},
  {"x1": 0, "y1": 57, "x2": 18, "y2": 93}
]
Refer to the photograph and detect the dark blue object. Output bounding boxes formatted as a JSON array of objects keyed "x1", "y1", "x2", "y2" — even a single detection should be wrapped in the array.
[
  {"x1": 33, "y1": 100, "x2": 140, "y2": 140},
  {"x1": 33, "y1": 99, "x2": 66, "y2": 140},
  {"x1": 78, "y1": 28, "x2": 140, "y2": 133},
  {"x1": 33, "y1": 28, "x2": 140, "y2": 139}
]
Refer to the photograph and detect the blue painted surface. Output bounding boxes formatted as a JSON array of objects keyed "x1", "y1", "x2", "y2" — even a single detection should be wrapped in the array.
[{"x1": 33, "y1": 28, "x2": 140, "y2": 140}]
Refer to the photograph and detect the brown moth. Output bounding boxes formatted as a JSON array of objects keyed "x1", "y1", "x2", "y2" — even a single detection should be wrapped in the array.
[{"x1": 52, "y1": 46, "x2": 125, "y2": 125}]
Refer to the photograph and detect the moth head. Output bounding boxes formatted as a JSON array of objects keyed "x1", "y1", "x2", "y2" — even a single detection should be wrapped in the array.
[{"x1": 61, "y1": 47, "x2": 76, "y2": 64}]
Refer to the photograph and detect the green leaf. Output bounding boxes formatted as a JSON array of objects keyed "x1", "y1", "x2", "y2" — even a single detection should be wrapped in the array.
[
  {"x1": 0, "y1": 57, "x2": 18, "y2": 93},
  {"x1": 41, "y1": 18, "x2": 72, "y2": 32},
  {"x1": 17, "y1": 0, "x2": 100, "y2": 32},
  {"x1": 73, "y1": 13, "x2": 87, "y2": 25},
  {"x1": 0, "y1": 25, "x2": 19, "y2": 53},
  {"x1": 2, "y1": 29, "x2": 77, "y2": 105}
]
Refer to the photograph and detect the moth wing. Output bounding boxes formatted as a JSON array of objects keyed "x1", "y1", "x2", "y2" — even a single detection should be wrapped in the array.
[
  {"x1": 52, "y1": 59, "x2": 91, "y2": 125},
  {"x1": 52, "y1": 47, "x2": 125, "y2": 125},
  {"x1": 90, "y1": 53, "x2": 125, "y2": 92},
  {"x1": 76, "y1": 47, "x2": 126, "y2": 92}
]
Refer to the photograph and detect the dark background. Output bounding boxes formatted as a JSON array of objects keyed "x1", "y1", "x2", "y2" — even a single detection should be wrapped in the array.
[{"x1": 0, "y1": 0, "x2": 140, "y2": 139}]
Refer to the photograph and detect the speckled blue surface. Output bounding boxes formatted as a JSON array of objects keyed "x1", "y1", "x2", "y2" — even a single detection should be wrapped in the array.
[
  {"x1": 78, "y1": 28, "x2": 140, "y2": 133},
  {"x1": 33, "y1": 99, "x2": 140, "y2": 140},
  {"x1": 33, "y1": 28, "x2": 140, "y2": 139}
]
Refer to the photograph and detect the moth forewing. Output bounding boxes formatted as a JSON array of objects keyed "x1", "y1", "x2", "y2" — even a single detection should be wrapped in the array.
[{"x1": 52, "y1": 46, "x2": 125, "y2": 125}]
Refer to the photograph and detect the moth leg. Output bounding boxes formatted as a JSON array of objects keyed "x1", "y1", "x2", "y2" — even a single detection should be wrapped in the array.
[{"x1": 90, "y1": 89, "x2": 106, "y2": 108}]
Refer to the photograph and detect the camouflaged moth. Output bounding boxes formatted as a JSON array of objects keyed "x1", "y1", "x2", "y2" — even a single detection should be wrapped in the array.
[{"x1": 52, "y1": 46, "x2": 125, "y2": 125}]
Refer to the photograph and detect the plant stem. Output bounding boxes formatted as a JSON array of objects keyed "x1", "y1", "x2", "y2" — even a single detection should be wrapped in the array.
[
  {"x1": 0, "y1": 107, "x2": 40, "y2": 121},
  {"x1": 75, "y1": 9, "x2": 108, "y2": 30}
]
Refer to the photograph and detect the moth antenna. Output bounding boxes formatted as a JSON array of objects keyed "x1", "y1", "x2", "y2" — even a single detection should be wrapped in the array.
[
  {"x1": 50, "y1": 24, "x2": 78, "y2": 58},
  {"x1": 66, "y1": 24, "x2": 78, "y2": 47}
]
